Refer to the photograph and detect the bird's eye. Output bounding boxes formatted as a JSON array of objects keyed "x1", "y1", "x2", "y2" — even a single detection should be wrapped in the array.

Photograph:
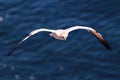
[{"x1": 61, "y1": 36, "x2": 64, "y2": 38}]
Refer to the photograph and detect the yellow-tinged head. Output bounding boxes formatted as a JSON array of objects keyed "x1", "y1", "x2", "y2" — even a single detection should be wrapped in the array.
[{"x1": 61, "y1": 31, "x2": 68, "y2": 40}]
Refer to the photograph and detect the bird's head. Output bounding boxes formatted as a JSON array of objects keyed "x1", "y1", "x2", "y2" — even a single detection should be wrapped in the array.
[{"x1": 61, "y1": 31, "x2": 68, "y2": 41}]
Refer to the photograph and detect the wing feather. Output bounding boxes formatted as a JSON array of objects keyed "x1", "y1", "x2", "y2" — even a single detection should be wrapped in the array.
[
  {"x1": 7, "y1": 28, "x2": 56, "y2": 56},
  {"x1": 66, "y1": 26, "x2": 111, "y2": 50},
  {"x1": 66, "y1": 26, "x2": 95, "y2": 33},
  {"x1": 89, "y1": 30, "x2": 111, "y2": 50}
]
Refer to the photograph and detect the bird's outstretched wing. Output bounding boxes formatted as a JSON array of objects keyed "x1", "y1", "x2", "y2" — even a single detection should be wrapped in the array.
[
  {"x1": 7, "y1": 28, "x2": 56, "y2": 56},
  {"x1": 66, "y1": 26, "x2": 112, "y2": 50},
  {"x1": 88, "y1": 30, "x2": 111, "y2": 50}
]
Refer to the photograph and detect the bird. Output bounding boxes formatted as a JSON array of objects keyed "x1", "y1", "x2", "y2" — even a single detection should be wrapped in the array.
[{"x1": 7, "y1": 26, "x2": 111, "y2": 56}]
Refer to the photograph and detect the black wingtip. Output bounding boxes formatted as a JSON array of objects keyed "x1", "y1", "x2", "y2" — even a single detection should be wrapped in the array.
[
  {"x1": 7, "y1": 34, "x2": 32, "y2": 56},
  {"x1": 7, "y1": 43, "x2": 20, "y2": 56},
  {"x1": 89, "y1": 30, "x2": 112, "y2": 51},
  {"x1": 103, "y1": 40, "x2": 112, "y2": 51},
  {"x1": 108, "y1": 47, "x2": 112, "y2": 51},
  {"x1": 105, "y1": 42, "x2": 112, "y2": 51},
  {"x1": 7, "y1": 49, "x2": 15, "y2": 56},
  {"x1": 7, "y1": 43, "x2": 22, "y2": 56}
]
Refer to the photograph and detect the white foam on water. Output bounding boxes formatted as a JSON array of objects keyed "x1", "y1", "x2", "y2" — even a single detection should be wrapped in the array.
[
  {"x1": 0, "y1": 17, "x2": 3, "y2": 22},
  {"x1": 30, "y1": 75, "x2": 35, "y2": 80},
  {"x1": 11, "y1": 66, "x2": 15, "y2": 71},
  {"x1": 0, "y1": 62, "x2": 37, "y2": 80},
  {"x1": 15, "y1": 74, "x2": 20, "y2": 80}
]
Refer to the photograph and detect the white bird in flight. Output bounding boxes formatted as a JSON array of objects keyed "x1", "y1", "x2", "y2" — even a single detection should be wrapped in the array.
[{"x1": 8, "y1": 26, "x2": 111, "y2": 56}]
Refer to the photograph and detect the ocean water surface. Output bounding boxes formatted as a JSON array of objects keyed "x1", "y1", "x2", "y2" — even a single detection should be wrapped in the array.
[{"x1": 0, "y1": 0, "x2": 120, "y2": 80}]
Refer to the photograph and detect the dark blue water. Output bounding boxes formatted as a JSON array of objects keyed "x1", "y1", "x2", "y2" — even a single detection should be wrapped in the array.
[{"x1": 0, "y1": 0, "x2": 120, "y2": 80}]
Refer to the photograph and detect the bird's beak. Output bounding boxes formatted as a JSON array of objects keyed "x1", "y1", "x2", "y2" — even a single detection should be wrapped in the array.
[{"x1": 64, "y1": 37, "x2": 67, "y2": 41}]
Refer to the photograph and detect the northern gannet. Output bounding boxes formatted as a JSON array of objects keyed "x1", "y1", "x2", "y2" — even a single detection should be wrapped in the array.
[{"x1": 8, "y1": 26, "x2": 111, "y2": 56}]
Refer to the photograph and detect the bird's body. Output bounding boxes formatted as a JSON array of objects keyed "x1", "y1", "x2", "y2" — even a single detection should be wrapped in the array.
[
  {"x1": 50, "y1": 32, "x2": 64, "y2": 40},
  {"x1": 49, "y1": 29, "x2": 67, "y2": 40},
  {"x1": 8, "y1": 26, "x2": 112, "y2": 56}
]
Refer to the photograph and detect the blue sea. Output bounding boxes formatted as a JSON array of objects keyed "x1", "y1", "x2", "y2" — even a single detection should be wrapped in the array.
[{"x1": 0, "y1": 0, "x2": 120, "y2": 80}]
